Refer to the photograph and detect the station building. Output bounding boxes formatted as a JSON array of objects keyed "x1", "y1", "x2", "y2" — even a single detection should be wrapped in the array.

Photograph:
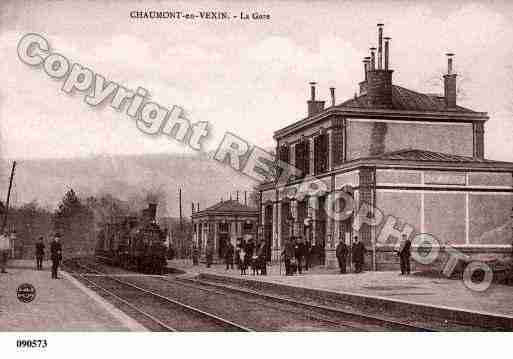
[
  {"x1": 192, "y1": 199, "x2": 259, "y2": 259},
  {"x1": 258, "y1": 24, "x2": 513, "y2": 270}
]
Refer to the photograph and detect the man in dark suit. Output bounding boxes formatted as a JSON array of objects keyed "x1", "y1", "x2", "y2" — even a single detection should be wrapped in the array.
[
  {"x1": 352, "y1": 236, "x2": 365, "y2": 273},
  {"x1": 335, "y1": 237, "x2": 348, "y2": 274},
  {"x1": 50, "y1": 233, "x2": 62, "y2": 279},
  {"x1": 294, "y1": 237, "x2": 305, "y2": 274},
  {"x1": 304, "y1": 240, "x2": 311, "y2": 271},
  {"x1": 256, "y1": 239, "x2": 267, "y2": 275},
  {"x1": 281, "y1": 238, "x2": 295, "y2": 275},
  {"x1": 398, "y1": 234, "x2": 412, "y2": 275},
  {"x1": 35, "y1": 236, "x2": 45, "y2": 270},
  {"x1": 205, "y1": 242, "x2": 214, "y2": 268},
  {"x1": 225, "y1": 241, "x2": 234, "y2": 270}
]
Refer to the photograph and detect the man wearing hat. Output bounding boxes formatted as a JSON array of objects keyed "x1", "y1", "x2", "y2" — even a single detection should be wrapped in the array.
[
  {"x1": 50, "y1": 233, "x2": 63, "y2": 279},
  {"x1": 352, "y1": 236, "x2": 365, "y2": 273}
]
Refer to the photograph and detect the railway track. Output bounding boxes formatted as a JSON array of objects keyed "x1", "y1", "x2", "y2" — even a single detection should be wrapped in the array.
[
  {"x1": 65, "y1": 259, "x2": 436, "y2": 331},
  {"x1": 66, "y1": 260, "x2": 370, "y2": 331},
  {"x1": 63, "y1": 260, "x2": 252, "y2": 332},
  {"x1": 174, "y1": 277, "x2": 435, "y2": 332}
]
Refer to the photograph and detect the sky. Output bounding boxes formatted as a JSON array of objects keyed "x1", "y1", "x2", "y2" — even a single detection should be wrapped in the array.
[{"x1": 1, "y1": 0, "x2": 513, "y2": 161}]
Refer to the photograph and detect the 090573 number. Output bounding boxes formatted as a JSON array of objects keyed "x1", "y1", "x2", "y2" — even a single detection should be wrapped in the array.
[{"x1": 16, "y1": 339, "x2": 47, "y2": 348}]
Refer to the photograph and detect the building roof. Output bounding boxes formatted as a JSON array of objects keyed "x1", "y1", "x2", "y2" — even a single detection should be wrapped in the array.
[
  {"x1": 338, "y1": 85, "x2": 477, "y2": 114},
  {"x1": 258, "y1": 148, "x2": 513, "y2": 191},
  {"x1": 362, "y1": 149, "x2": 502, "y2": 163},
  {"x1": 193, "y1": 200, "x2": 258, "y2": 218},
  {"x1": 274, "y1": 84, "x2": 488, "y2": 140},
  {"x1": 340, "y1": 149, "x2": 513, "y2": 172}
]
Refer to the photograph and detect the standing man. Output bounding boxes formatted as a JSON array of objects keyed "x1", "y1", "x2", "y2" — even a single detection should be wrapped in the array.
[
  {"x1": 281, "y1": 238, "x2": 295, "y2": 275},
  {"x1": 192, "y1": 244, "x2": 199, "y2": 266},
  {"x1": 205, "y1": 242, "x2": 214, "y2": 268},
  {"x1": 0, "y1": 232, "x2": 10, "y2": 274},
  {"x1": 35, "y1": 236, "x2": 45, "y2": 270},
  {"x1": 225, "y1": 241, "x2": 234, "y2": 270},
  {"x1": 257, "y1": 239, "x2": 267, "y2": 275},
  {"x1": 294, "y1": 237, "x2": 305, "y2": 275},
  {"x1": 398, "y1": 234, "x2": 412, "y2": 275},
  {"x1": 50, "y1": 233, "x2": 62, "y2": 279},
  {"x1": 304, "y1": 239, "x2": 311, "y2": 271},
  {"x1": 335, "y1": 237, "x2": 348, "y2": 274},
  {"x1": 352, "y1": 236, "x2": 365, "y2": 273}
]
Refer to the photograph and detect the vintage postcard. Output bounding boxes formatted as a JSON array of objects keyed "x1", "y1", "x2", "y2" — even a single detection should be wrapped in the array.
[{"x1": 1, "y1": 0, "x2": 512, "y2": 356}]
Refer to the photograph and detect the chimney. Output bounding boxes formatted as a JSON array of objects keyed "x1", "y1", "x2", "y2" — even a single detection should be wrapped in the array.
[
  {"x1": 359, "y1": 57, "x2": 370, "y2": 95},
  {"x1": 329, "y1": 87, "x2": 335, "y2": 107},
  {"x1": 370, "y1": 47, "x2": 376, "y2": 70},
  {"x1": 377, "y1": 23, "x2": 384, "y2": 69},
  {"x1": 307, "y1": 82, "x2": 325, "y2": 116},
  {"x1": 366, "y1": 25, "x2": 393, "y2": 108},
  {"x1": 384, "y1": 37, "x2": 390, "y2": 70},
  {"x1": 444, "y1": 53, "x2": 457, "y2": 109}
]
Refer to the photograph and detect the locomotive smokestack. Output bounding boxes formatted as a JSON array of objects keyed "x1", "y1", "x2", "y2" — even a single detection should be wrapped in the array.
[{"x1": 147, "y1": 203, "x2": 157, "y2": 222}]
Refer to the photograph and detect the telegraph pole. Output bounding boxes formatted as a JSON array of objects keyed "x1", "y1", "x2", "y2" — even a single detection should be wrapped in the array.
[
  {"x1": 2, "y1": 161, "x2": 16, "y2": 233},
  {"x1": 179, "y1": 188, "x2": 183, "y2": 230}
]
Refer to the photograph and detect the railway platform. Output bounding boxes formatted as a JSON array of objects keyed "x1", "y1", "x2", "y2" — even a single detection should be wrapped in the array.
[
  {"x1": 169, "y1": 259, "x2": 513, "y2": 329},
  {"x1": 0, "y1": 260, "x2": 146, "y2": 331}
]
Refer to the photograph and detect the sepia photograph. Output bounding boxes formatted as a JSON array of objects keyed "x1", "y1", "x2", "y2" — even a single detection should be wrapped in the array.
[{"x1": 1, "y1": 0, "x2": 513, "y2": 357}]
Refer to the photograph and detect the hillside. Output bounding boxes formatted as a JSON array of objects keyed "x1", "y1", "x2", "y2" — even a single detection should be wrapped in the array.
[{"x1": 0, "y1": 152, "x2": 259, "y2": 218}]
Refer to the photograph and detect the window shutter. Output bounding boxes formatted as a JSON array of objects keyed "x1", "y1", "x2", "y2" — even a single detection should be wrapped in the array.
[
  {"x1": 314, "y1": 134, "x2": 328, "y2": 174},
  {"x1": 295, "y1": 142, "x2": 305, "y2": 178},
  {"x1": 332, "y1": 128, "x2": 344, "y2": 166}
]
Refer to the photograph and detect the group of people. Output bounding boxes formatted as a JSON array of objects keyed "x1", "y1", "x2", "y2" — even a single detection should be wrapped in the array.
[
  {"x1": 335, "y1": 236, "x2": 365, "y2": 274},
  {"x1": 225, "y1": 237, "x2": 267, "y2": 276},
  {"x1": 281, "y1": 236, "x2": 311, "y2": 275},
  {"x1": 191, "y1": 233, "x2": 413, "y2": 276},
  {"x1": 335, "y1": 234, "x2": 412, "y2": 275},
  {"x1": 34, "y1": 233, "x2": 63, "y2": 279},
  {"x1": 0, "y1": 232, "x2": 63, "y2": 279}
]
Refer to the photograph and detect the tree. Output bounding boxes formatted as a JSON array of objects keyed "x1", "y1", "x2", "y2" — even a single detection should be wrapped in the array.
[
  {"x1": 8, "y1": 201, "x2": 52, "y2": 259},
  {"x1": 53, "y1": 188, "x2": 95, "y2": 258},
  {"x1": 85, "y1": 194, "x2": 130, "y2": 227}
]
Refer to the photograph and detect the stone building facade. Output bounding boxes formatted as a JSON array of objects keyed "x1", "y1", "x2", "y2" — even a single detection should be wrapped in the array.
[
  {"x1": 258, "y1": 24, "x2": 513, "y2": 270},
  {"x1": 192, "y1": 200, "x2": 259, "y2": 260}
]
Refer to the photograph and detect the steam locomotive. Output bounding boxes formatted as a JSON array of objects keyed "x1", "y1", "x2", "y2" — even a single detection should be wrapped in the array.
[{"x1": 95, "y1": 203, "x2": 168, "y2": 274}]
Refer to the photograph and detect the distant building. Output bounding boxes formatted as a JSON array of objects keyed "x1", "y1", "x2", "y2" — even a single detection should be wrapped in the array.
[
  {"x1": 192, "y1": 200, "x2": 259, "y2": 259},
  {"x1": 258, "y1": 24, "x2": 513, "y2": 270}
]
